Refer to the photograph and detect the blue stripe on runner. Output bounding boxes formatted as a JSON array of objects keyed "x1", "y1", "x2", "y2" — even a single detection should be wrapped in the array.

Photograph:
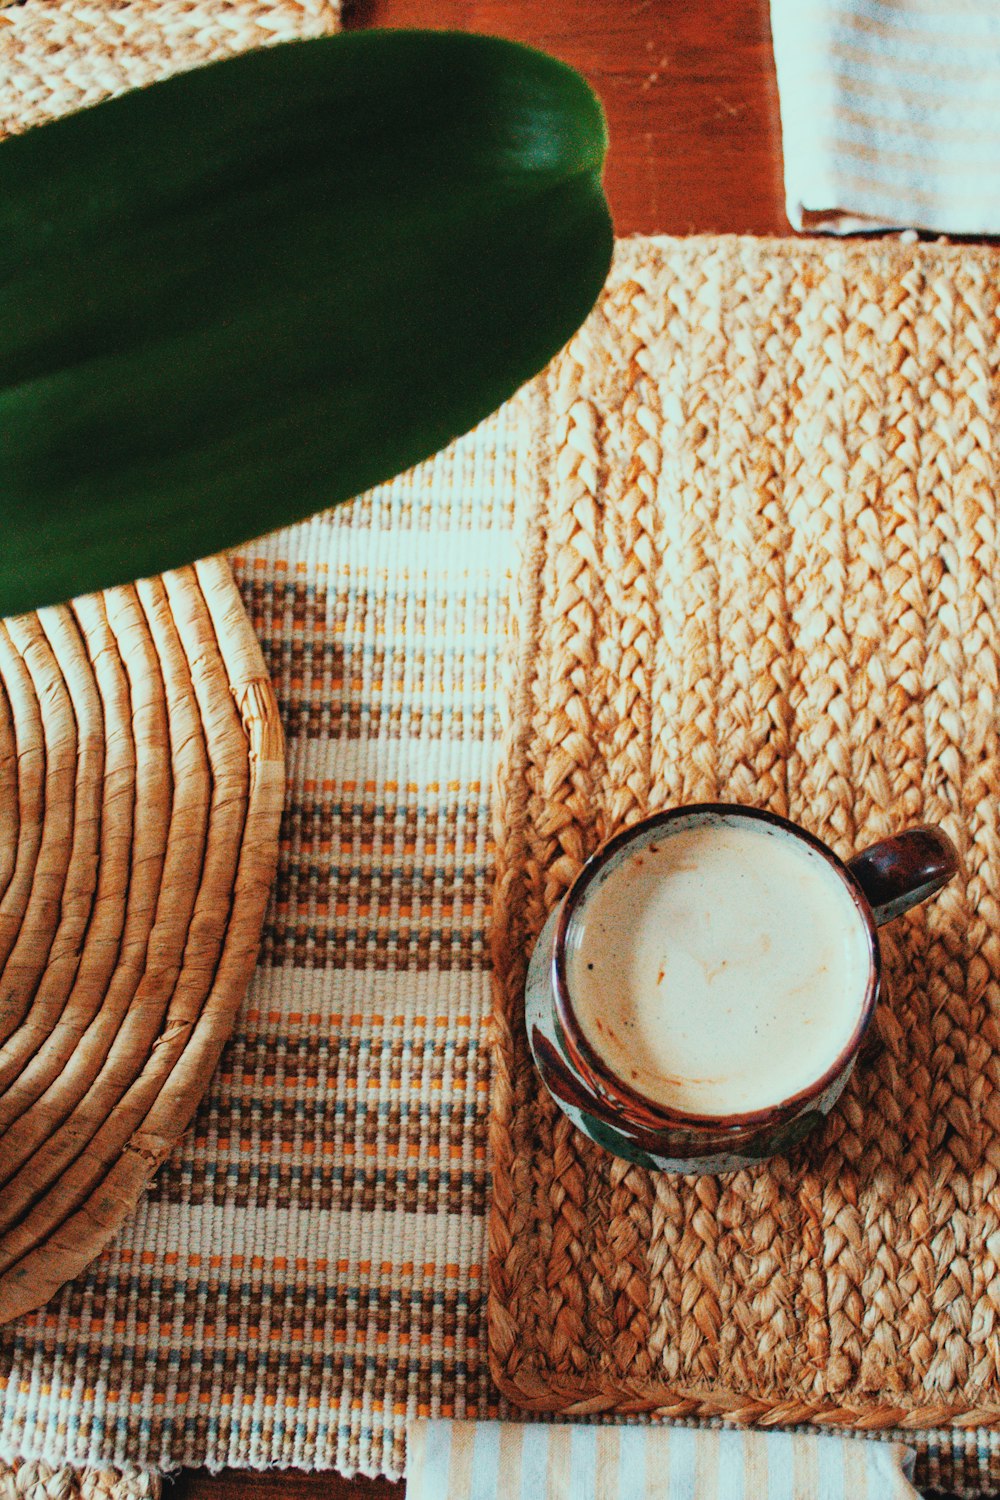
[
  {"x1": 669, "y1": 1430, "x2": 697, "y2": 1498},
  {"x1": 818, "y1": 1435, "x2": 846, "y2": 1500},
  {"x1": 470, "y1": 1422, "x2": 501, "y2": 1500},
  {"x1": 519, "y1": 1425, "x2": 551, "y2": 1500},
  {"x1": 618, "y1": 1425, "x2": 650, "y2": 1495},
  {"x1": 764, "y1": 1434, "x2": 793, "y2": 1500},
  {"x1": 569, "y1": 1427, "x2": 596, "y2": 1499},
  {"x1": 718, "y1": 1429, "x2": 746, "y2": 1500}
]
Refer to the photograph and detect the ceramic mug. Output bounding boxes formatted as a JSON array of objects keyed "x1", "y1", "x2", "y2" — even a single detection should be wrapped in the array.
[{"x1": 525, "y1": 803, "x2": 959, "y2": 1173}]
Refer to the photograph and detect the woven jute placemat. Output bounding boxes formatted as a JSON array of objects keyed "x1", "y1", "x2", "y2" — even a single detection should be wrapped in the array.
[
  {"x1": 489, "y1": 237, "x2": 1000, "y2": 1443},
  {"x1": 0, "y1": 557, "x2": 284, "y2": 1323}
]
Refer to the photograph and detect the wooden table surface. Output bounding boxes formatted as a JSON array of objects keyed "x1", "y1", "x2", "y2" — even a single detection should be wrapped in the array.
[{"x1": 177, "y1": 1, "x2": 786, "y2": 1495}]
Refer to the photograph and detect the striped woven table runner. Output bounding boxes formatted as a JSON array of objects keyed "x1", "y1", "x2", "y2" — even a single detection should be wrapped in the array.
[{"x1": 0, "y1": 416, "x2": 517, "y2": 1475}]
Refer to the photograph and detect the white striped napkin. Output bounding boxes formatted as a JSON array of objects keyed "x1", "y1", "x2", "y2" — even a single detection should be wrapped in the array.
[
  {"x1": 769, "y1": 0, "x2": 1000, "y2": 233},
  {"x1": 406, "y1": 1422, "x2": 919, "y2": 1499}
]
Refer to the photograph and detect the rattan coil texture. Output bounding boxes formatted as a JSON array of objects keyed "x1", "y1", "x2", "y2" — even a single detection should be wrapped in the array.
[
  {"x1": 0, "y1": 557, "x2": 284, "y2": 1324},
  {"x1": 489, "y1": 235, "x2": 1000, "y2": 1430}
]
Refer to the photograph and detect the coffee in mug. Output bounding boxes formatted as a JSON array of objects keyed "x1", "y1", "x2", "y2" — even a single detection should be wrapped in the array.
[
  {"x1": 567, "y1": 818, "x2": 872, "y2": 1117},
  {"x1": 526, "y1": 804, "x2": 959, "y2": 1172}
]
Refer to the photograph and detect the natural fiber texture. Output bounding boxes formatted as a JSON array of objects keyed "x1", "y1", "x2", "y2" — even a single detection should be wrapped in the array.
[
  {"x1": 0, "y1": 558, "x2": 284, "y2": 1322},
  {"x1": 0, "y1": 443, "x2": 515, "y2": 1475},
  {"x1": 0, "y1": 1461, "x2": 159, "y2": 1500},
  {"x1": 489, "y1": 235, "x2": 1000, "y2": 1465},
  {"x1": 0, "y1": 0, "x2": 341, "y2": 140},
  {"x1": 3, "y1": 234, "x2": 1000, "y2": 1497},
  {"x1": 2, "y1": 10, "x2": 999, "y2": 1487}
]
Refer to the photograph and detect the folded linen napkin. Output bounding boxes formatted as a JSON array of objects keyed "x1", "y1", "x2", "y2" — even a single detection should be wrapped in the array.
[
  {"x1": 769, "y1": 0, "x2": 1000, "y2": 233},
  {"x1": 406, "y1": 1421, "x2": 918, "y2": 1499}
]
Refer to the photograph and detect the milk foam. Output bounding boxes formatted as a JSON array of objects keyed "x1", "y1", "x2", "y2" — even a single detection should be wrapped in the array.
[{"x1": 567, "y1": 819, "x2": 871, "y2": 1116}]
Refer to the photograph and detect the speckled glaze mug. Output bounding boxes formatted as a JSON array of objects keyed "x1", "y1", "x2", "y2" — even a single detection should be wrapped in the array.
[{"x1": 526, "y1": 804, "x2": 959, "y2": 1174}]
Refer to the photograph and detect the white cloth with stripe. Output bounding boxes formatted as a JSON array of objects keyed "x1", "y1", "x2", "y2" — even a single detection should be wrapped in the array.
[
  {"x1": 769, "y1": 0, "x2": 1000, "y2": 233},
  {"x1": 406, "y1": 1422, "x2": 919, "y2": 1499}
]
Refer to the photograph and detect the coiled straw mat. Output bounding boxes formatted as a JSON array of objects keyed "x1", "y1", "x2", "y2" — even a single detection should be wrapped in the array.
[{"x1": 0, "y1": 557, "x2": 284, "y2": 1325}]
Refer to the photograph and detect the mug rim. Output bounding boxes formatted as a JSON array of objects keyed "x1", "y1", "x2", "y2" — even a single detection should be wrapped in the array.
[{"x1": 551, "y1": 802, "x2": 881, "y2": 1133}]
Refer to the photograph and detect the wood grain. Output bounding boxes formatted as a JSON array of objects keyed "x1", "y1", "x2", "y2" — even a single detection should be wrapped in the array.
[
  {"x1": 343, "y1": 0, "x2": 788, "y2": 236},
  {"x1": 171, "y1": 1471, "x2": 401, "y2": 1500},
  {"x1": 182, "y1": 2, "x2": 783, "y2": 1495}
]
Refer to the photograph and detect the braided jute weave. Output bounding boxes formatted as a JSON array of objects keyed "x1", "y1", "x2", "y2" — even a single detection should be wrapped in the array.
[{"x1": 489, "y1": 237, "x2": 1000, "y2": 1457}]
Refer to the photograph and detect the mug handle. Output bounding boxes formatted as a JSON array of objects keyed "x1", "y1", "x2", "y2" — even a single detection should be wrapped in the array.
[{"x1": 847, "y1": 825, "x2": 960, "y2": 927}]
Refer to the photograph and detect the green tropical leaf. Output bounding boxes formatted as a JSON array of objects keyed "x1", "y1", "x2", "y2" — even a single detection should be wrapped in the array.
[{"x1": 0, "y1": 30, "x2": 612, "y2": 616}]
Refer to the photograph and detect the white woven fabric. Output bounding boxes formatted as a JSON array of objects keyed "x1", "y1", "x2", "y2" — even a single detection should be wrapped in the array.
[
  {"x1": 406, "y1": 1422, "x2": 920, "y2": 1500},
  {"x1": 771, "y1": 0, "x2": 1000, "y2": 232}
]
